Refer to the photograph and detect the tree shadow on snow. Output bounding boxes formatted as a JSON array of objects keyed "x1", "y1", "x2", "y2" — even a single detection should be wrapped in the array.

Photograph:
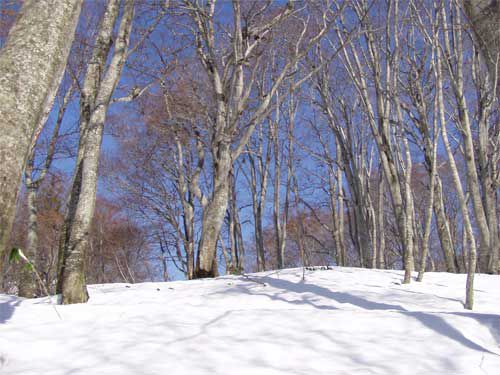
[
  {"x1": 0, "y1": 296, "x2": 20, "y2": 324},
  {"x1": 251, "y1": 275, "x2": 500, "y2": 356}
]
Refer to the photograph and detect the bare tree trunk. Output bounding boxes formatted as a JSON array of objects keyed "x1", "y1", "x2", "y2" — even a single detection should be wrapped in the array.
[
  {"x1": 228, "y1": 169, "x2": 245, "y2": 271},
  {"x1": 58, "y1": 0, "x2": 134, "y2": 304},
  {"x1": 437, "y1": 36, "x2": 477, "y2": 309},
  {"x1": 246, "y1": 124, "x2": 271, "y2": 272},
  {"x1": 174, "y1": 133, "x2": 196, "y2": 279},
  {"x1": 336, "y1": 147, "x2": 346, "y2": 266},
  {"x1": 280, "y1": 95, "x2": 297, "y2": 268},
  {"x1": 417, "y1": 95, "x2": 439, "y2": 281},
  {"x1": 441, "y1": 3, "x2": 489, "y2": 282},
  {"x1": 234, "y1": 202, "x2": 245, "y2": 272},
  {"x1": 228, "y1": 170, "x2": 242, "y2": 275},
  {"x1": 417, "y1": 171, "x2": 437, "y2": 281},
  {"x1": 0, "y1": 0, "x2": 82, "y2": 281},
  {"x1": 377, "y1": 169, "x2": 386, "y2": 269},
  {"x1": 292, "y1": 176, "x2": 308, "y2": 268},
  {"x1": 195, "y1": 146, "x2": 231, "y2": 277},
  {"x1": 367, "y1": 164, "x2": 377, "y2": 269},
  {"x1": 433, "y1": 177, "x2": 457, "y2": 272},
  {"x1": 272, "y1": 110, "x2": 284, "y2": 269},
  {"x1": 227, "y1": 169, "x2": 244, "y2": 274},
  {"x1": 219, "y1": 234, "x2": 231, "y2": 274},
  {"x1": 57, "y1": 0, "x2": 123, "y2": 296},
  {"x1": 272, "y1": 89, "x2": 297, "y2": 269},
  {"x1": 401, "y1": 137, "x2": 415, "y2": 283}
]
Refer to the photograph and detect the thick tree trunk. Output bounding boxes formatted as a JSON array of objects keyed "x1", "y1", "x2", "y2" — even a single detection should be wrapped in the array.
[
  {"x1": 0, "y1": 0, "x2": 82, "y2": 279},
  {"x1": 195, "y1": 146, "x2": 231, "y2": 278}
]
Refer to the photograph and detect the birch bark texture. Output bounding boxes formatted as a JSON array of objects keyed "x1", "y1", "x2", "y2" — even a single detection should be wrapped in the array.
[
  {"x1": 58, "y1": 0, "x2": 135, "y2": 304},
  {"x1": 0, "y1": 0, "x2": 82, "y2": 281}
]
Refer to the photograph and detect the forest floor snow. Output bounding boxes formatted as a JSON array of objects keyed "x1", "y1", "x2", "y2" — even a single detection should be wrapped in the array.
[{"x1": 1, "y1": 267, "x2": 500, "y2": 374}]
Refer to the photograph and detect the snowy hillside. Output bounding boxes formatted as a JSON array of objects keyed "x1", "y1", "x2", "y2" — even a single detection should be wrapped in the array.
[{"x1": 1, "y1": 267, "x2": 499, "y2": 374}]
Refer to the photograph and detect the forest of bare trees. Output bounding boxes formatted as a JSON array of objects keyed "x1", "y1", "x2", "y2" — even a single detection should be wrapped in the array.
[{"x1": 0, "y1": 0, "x2": 499, "y2": 310}]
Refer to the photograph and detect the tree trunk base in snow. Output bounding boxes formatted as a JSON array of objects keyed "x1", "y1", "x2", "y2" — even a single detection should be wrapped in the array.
[
  {"x1": 193, "y1": 269, "x2": 216, "y2": 279},
  {"x1": 18, "y1": 272, "x2": 37, "y2": 298},
  {"x1": 60, "y1": 272, "x2": 89, "y2": 304},
  {"x1": 403, "y1": 270, "x2": 412, "y2": 284}
]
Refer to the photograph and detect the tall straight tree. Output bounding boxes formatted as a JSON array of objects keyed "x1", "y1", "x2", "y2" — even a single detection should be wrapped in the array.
[
  {"x1": 0, "y1": 0, "x2": 82, "y2": 280},
  {"x1": 57, "y1": 0, "x2": 135, "y2": 304}
]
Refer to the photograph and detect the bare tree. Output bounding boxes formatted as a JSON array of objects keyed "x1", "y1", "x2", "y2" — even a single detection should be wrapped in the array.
[
  {"x1": 183, "y1": 0, "x2": 341, "y2": 277},
  {"x1": 58, "y1": 0, "x2": 135, "y2": 304}
]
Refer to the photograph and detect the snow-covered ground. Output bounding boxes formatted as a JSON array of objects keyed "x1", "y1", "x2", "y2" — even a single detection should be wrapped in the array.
[{"x1": 1, "y1": 267, "x2": 499, "y2": 374}]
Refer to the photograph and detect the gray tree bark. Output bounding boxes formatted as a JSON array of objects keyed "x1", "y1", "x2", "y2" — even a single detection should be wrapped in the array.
[
  {"x1": 0, "y1": 0, "x2": 82, "y2": 283},
  {"x1": 58, "y1": 0, "x2": 134, "y2": 304}
]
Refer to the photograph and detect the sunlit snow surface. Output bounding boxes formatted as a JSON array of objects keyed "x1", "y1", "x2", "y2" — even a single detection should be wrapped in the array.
[{"x1": 1, "y1": 267, "x2": 499, "y2": 374}]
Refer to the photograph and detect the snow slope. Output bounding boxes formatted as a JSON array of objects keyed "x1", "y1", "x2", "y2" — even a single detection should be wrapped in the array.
[{"x1": 1, "y1": 267, "x2": 499, "y2": 374}]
